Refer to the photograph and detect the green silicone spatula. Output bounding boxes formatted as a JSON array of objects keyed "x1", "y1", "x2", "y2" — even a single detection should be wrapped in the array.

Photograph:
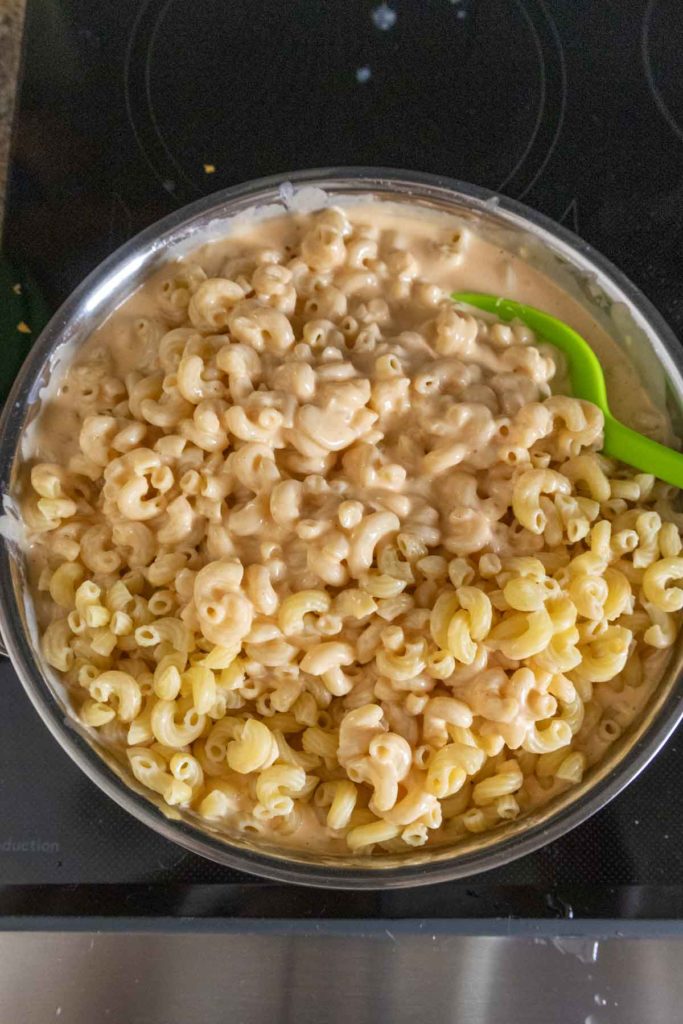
[{"x1": 453, "y1": 292, "x2": 683, "y2": 489}]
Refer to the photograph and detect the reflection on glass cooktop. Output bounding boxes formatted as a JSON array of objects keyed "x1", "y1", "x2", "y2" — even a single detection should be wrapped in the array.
[{"x1": 2, "y1": 0, "x2": 683, "y2": 920}]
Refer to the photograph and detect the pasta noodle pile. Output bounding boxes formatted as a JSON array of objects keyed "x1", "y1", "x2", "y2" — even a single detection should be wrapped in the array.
[{"x1": 25, "y1": 206, "x2": 683, "y2": 854}]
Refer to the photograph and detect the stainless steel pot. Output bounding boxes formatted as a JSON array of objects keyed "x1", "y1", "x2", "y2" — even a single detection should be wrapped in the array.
[{"x1": 1, "y1": 168, "x2": 682, "y2": 888}]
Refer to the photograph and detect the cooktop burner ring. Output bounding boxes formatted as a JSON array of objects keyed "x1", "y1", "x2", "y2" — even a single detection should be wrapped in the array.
[
  {"x1": 123, "y1": 0, "x2": 566, "y2": 206},
  {"x1": 642, "y1": 0, "x2": 683, "y2": 145}
]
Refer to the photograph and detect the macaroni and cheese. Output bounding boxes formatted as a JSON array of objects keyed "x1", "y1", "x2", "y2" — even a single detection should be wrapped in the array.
[{"x1": 21, "y1": 203, "x2": 683, "y2": 856}]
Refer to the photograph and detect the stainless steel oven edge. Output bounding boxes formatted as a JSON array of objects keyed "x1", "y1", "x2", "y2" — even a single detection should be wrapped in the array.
[{"x1": 0, "y1": 921, "x2": 682, "y2": 1024}]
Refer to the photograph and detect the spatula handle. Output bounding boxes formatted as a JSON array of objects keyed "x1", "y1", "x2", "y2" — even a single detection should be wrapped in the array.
[{"x1": 604, "y1": 416, "x2": 683, "y2": 489}]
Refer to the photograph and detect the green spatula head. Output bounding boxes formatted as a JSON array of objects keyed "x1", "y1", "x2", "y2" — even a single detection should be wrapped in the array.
[{"x1": 453, "y1": 292, "x2": 683, "y2": 490}]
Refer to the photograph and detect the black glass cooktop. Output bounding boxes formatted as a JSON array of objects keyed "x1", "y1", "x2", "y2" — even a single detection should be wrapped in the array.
[{"x1": 2, "y1": 0, "x2": 683, "y2": 921}]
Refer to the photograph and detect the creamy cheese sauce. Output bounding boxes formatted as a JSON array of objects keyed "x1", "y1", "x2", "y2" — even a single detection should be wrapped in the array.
[{"x1": 30, "y1": 206, "x2": 670, "y2": 469}]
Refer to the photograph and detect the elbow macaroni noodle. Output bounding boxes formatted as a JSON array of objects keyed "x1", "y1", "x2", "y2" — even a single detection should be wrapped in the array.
[{"x1": 21, "y1": 204, "x2": 683, "y2": 856}]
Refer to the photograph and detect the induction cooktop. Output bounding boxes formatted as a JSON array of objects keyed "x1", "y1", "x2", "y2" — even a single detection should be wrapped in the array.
[{"x1": 2, "y1": 0, "x2": 683, "y2": 922}]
